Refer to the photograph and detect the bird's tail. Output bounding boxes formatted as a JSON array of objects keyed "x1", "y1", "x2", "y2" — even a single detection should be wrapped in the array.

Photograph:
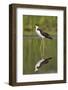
[
  {"x1": 45, "y1": 57, "x2": 52, "y2": 60},
  {"x1": 47, "y1": 36, "x2": 53, "y2": 39}
]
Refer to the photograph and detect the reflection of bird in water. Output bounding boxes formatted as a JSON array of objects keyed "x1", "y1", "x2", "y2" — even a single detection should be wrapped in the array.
[
  {"x1": 34, "y1": 57, "x2": 52, "y2": 72},
  {"x1": 35, "y1": 25, "x2": 53, "y2": 39}
]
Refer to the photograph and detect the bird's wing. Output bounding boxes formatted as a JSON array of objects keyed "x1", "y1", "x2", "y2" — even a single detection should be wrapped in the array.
[
  {"x1": 37, "y1": 28, "x2": 53, "y2": 39},
  {"x1": 42, "y1": 32, "x2": 53, "y2": 39},
  {"x1": 42, "y1": 31, "x2": 50, "y2": 37},
  {"x1": 37, "y1": 28, "x2": 50, "y2": 36},
  {"x1": 41, "y1": 57, "x2": 52, "y2": 66}
]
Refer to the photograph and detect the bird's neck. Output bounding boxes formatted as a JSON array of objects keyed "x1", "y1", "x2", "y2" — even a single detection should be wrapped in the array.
[{"x1": 36, "y1": 26, "x2": 39, "y2": 30}]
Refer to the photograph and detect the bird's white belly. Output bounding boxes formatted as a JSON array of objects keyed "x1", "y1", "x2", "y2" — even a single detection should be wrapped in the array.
[
  {"x1": 36, "y1": 30, "x2": 45, "y2": 38},
  {"x1": 35, "y1": 58, "x2": 44, "y2": 72},
  {"x1": 35, "y1": 59, "x2": 44, "y2": 68}
]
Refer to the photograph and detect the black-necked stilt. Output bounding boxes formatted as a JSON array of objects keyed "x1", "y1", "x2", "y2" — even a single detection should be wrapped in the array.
[
  {"x1": 35, "y1": 25, "x2": 53, "y2": 39},
  {"x1": 34, "y1": 57, "x2": 52, "y2": 72}
]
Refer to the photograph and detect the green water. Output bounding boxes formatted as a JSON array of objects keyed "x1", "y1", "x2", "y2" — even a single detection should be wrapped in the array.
[
  {"x1": 23, "y1": 15, "x2": 57, "y2": 75},
  {"x1": 23, "y1": 36, "x2": 57, "y2": 74}
]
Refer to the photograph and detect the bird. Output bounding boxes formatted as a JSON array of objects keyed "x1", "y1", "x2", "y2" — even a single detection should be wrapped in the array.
[
  {"x1": 35, "y1": 25, "x2": 53, "y2": 39},
  {"x1": 34, "y1": 57, "x2": 52, "y2": 72}
]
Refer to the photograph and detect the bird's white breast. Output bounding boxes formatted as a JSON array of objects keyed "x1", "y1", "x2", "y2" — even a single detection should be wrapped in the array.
[
  {"x1": 35, "y1": 29, "x2": 45, "y2": 38},
  {"x1": 34, "y1": 58, "x2": 45, "y2": 72},
  {"x1": 35, "y1": 59, "x2": 45, "y2": 68}
]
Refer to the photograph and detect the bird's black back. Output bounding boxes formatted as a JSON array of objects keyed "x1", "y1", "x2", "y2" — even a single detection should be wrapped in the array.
[
  {"x1": 40, "y1": 57, "x2": 52, "y2": 68},
  {"x1": 37, "y1": 28, "x2": 53, "y2": 39}
]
